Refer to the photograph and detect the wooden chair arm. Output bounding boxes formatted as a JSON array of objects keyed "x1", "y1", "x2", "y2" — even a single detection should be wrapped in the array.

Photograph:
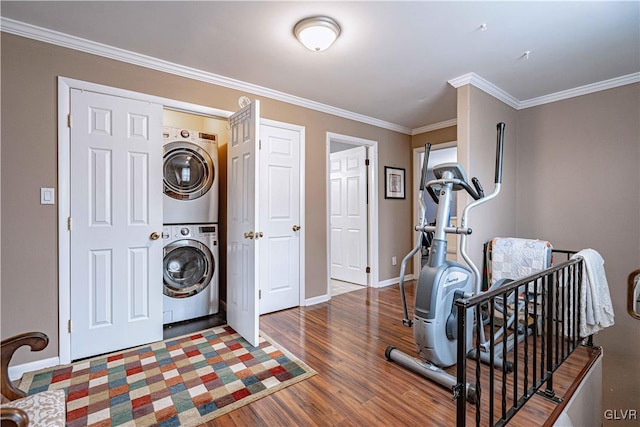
[
  {"x1": 0, "y1": 407, "x2": 29, "y2": 427},
  {"x1": 1, "y1": 333, "x2": 48, "y2": 401}
]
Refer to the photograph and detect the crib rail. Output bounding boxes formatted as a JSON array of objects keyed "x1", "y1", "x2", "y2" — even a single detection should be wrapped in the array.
[{"x1": 454, "y1": 256, "x2": 590, "y2": 426}]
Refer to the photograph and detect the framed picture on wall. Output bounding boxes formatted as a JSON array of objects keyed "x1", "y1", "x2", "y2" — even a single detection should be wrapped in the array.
[{"x1": 384, "y1": 166, "x2": 405, "y2": 199}]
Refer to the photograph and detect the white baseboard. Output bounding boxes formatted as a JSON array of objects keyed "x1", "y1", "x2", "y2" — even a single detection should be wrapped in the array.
[
  {"x1": 376, "y1": 274, "x2": 414, "y2": 288},
  {"x1": 305, "y1": 294, "x2": 330, "y2": 306},
  {"x1": 8, "y1": 356, "x2": 60, "y2": 381}
]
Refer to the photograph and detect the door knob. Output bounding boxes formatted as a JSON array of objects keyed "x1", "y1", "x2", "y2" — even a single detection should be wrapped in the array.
[
  {"x1": 256, "y1": 232, "x2": 264, "y2": 239},
  {"x1": 243, "y1": 231, "x2": 255, "y2": 240},
  {"x1": 150, "y1": 232, "x2": 161, "y2": 240},
  {"x1": 292, "y1": 225, "x2": 301, "y2": 232}
]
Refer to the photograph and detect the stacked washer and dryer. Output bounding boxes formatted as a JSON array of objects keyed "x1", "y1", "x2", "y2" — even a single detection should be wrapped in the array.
[{"x1": 161, "y1": 127, "x2": 220, "y2": 325}]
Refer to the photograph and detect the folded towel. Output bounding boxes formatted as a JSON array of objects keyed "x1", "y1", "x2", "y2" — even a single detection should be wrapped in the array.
[{"x1": 571, "y1": 249, "x2": 615, "y2": 336}]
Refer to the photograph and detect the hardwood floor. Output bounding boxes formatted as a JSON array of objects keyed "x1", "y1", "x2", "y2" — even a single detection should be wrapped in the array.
[{"x1": 208, "y1": 282, "x2": 599, "y2": 426}]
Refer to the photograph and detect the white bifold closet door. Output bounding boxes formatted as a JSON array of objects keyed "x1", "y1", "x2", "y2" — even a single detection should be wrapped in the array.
[
  {"x1": 69, "y1": 88, "x2": 164, "y2": 360},
  {"x1": 226, "y1": 100, "x2": 261, "y2": 346}
]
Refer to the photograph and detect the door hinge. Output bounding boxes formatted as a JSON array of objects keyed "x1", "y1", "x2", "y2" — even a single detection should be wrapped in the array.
[
  {"x1": 67, "y1": 217, "x2": 72, "y2": 231},
  {"x1": 259, "y1": 290, "x2": 262, "y2": 299},
  {"x1": 67, "y1": 114, "x2": 72, "y2": 128},
  {"x1": 68, "y1": 320, "x2": 72, "y2": 333},
  {"x1": 366, "y1": 266, "x2": 371, "y2": 274},
  {"x1": 365, "y1": 158, "x2": 370, "y2": 166}
]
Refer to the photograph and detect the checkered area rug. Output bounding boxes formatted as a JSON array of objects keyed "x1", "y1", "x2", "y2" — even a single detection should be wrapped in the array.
[{"x1": 19, "y1": 326, "x2": 316, "y2": 426}]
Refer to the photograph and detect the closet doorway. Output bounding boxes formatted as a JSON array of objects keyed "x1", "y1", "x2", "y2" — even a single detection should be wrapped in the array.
[{"x1": 326, "y1": 133, "x2": 379, "y2": 296}]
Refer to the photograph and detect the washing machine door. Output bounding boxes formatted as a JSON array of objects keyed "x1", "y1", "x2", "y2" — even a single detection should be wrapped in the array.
[
  {"x1": 163, "y1": 142, "x2": 214, "y2": 200},
  {"x1": 163, "y1": 239, "x2": 214, "y2": 298}
]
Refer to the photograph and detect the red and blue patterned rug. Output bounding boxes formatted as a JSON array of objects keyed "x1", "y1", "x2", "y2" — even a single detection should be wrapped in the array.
[{"x1": 19, "y1": 325, "x2": 316, "y2": 426}]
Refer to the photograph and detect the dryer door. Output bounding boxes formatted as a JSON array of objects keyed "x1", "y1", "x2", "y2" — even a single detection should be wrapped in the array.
[
  {"x1": 163, "y1": 239, "x2": 214, "y2": 298},
  {"x1": 163, "y1": 142, "x2": 214, "y2": 200}
]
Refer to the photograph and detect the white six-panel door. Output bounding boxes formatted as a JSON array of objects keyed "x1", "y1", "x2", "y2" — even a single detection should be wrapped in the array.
[
  {"x1": 227, "y1": 101, "x2": 260, "y2": 346},
  {"x1": 70, "y1": 89, "x2": 163, "y2": 360},
  {"x1": 258, "y1": 124, "x2": 301, "y2": 314},
  {"x1": 329, "y1": 146, "x2": 368, "y2": 286}
]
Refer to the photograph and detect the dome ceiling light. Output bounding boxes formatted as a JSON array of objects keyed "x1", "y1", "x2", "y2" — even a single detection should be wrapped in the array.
[{"x1": 294, "y1": 16, "x2": 341, "y2": 52}]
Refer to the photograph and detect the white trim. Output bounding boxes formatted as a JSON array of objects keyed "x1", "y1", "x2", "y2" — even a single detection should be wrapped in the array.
[
  {"x1": 8, "y1": 357, "x2": 60, "y2": 381},
  {"x1": 519, "y1": 72, "x2": 640, "y2": 109},
  {"x1": 412, "y1": 119, "x2": 457, "y2": 135},
  {"x1": 57, "y1": 78, "x2": 71, "y2": 365},
  {"x1": 448, "y1": 73, "x2": 520, "y2": 109},
  {"x1": 378, "y1": 274, "x2": 414, "y2": 288},
  {"x1": 305, "y1": 294, "x2": 331, "y2": 306},
  {"x1": 448, "y1": 72, "x2": 640, "y2": 111},
  {"x1": 6, "y1": 18, "x2": 637, "y2": 135},
  {"x1": 2, "y1": 17, "x2": 411, "y2": 135},
  {"x1": 260, "y1": 118, "x2": 306, "y2": 306},
  {"x1": 326, "y1": 132, "x2": 380, "y2": 292}
]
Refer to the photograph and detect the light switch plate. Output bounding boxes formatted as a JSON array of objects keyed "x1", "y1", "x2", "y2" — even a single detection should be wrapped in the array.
[{"x1": 41, "y1": 188, "x2": 55, "y2": 205}]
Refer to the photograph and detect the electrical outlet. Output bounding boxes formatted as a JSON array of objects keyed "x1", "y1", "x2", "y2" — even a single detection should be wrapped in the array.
[{"x1": 392, "y1": 256, "x2": 397, "y2": 266}]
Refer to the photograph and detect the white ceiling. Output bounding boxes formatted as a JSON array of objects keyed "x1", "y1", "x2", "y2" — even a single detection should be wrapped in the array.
[{"x1": 2, "y1": 1, "x2": 639, "y2": 132}]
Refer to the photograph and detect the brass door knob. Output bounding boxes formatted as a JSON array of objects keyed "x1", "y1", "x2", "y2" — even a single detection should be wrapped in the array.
[
  {"x1": 256, "y1": 232, "x2": 264, "y2": 239},
  {"x1": 292, "y1": 225, "x2": 301, "y2": 232},
  {"x1": 243, "y1": 231, "x2": 255, "y2": 240},
  {"x1": 150, "y1": 232, "x2": 161, "y2": 240}
]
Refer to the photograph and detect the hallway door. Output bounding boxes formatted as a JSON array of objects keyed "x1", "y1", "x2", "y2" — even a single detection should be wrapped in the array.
[
  {"x1": 259, "y1": 123, "x2": 302, "y2": 314},
  {"x1": 329, "y1": 146, "x2": 368, "y2": 286}
]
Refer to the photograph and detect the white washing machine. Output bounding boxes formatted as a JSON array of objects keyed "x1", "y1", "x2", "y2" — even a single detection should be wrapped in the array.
[
  {"x1": 162, "y1": 224, "x2": 219, "y2": 324},
  {"x1": 162, "y1": 126, "x2": 219, "y2": 224}
]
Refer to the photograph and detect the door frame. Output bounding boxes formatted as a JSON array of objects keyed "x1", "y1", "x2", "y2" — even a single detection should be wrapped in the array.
[
  {"x1": 325, "y1": 132, "x2": 379, "y2": 294},
  {"x1": 260, "y1": 119, "x2": 306, "y2": 308},
  {"x1": 58, "y1": 76, "x2": 233, "y2": 364},
  {"x1": 411, "y1": 141, "x2": 457, "y2": 277}
]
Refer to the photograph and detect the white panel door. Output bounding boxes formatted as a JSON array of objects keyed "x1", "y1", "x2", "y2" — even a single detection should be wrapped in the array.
[
  {"x1": 70, "y1": 89, "x2": 163, "y2": 360},
  {"x1": 227, "y1": 100, "x2": 260, "y2": 346},
  {"x1": 259, "y1": 124, "x2": 301, "y2": 315},
  {"x1": 330, "y1": 146, "x2": 368, "y2": 285}
]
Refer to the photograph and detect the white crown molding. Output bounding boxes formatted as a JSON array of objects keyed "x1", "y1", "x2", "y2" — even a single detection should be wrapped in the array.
[
  {"x1": 448, "y1": 73, "x2": 520, "y2": 109},
  {"x1": 4, "y1": 18, "x2": 637, "y2": 135},
  {"x1": 449, "y1": 71, "x2": 640, "y2": 112},
  {"x1": 519, "y1": 72, "x2": 640, "y2": 109},
  {"x1": 1, "y1": 17, "x2": 412, "y2": 135},
  {"x1": 411, "y1": 118, "x2": 457, "y2": 135}
]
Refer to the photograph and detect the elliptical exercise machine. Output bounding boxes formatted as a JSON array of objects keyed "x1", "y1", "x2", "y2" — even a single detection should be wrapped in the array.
[{"x1": 386, "y1": 123, "x2": 506, "y2": 402}]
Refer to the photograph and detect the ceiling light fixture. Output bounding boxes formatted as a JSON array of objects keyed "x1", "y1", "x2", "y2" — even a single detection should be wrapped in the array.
[{"x1": 294, "y1": 16, "x2": 341, "y2": 52}]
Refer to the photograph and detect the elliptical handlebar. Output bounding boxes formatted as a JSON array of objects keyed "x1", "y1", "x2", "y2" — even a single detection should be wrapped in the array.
[
  {"x1": 397, "y1": 142, "x2": 433, "y2": 326},
  {"x1": 458, "y1": 179, "x2": 482, "y2": 201},
  {"x1": 494, "y1": 122, "x2": 505, "y2": 184},
  {"x1": 471, "y1": 177, "x2": 484, "y2": 198},
  {"x1": 419, "y1": 143, "x2": 432, "y2": 191},
  {"x1": 459, "y1": 122, "x2": 506, "y2": 294}
]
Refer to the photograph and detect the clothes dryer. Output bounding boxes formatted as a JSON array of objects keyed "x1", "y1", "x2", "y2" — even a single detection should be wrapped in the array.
[
  {"x1": 163, "y1": 127, "x2": 219, "y2": 224},
  {"x1": 162, "y1": 224, "x2": 219, "y2": 324}
]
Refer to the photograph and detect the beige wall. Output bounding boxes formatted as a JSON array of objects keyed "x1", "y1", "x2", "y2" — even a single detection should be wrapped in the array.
[
  {"x1": 0, "y1": 34, "x2": 412, "y2": 363},
  {"x1": 457, "y1": 85, "x2": 519, "y2": 271},
  {"x1": 456, "y1": 83, "x2": 640, "y2": 421},
  {"x1": 516, "y1": 83, "x2": 640, "y2": 421},
  {"x1": 411, "y1": 125, "x2": 457, "y2": 150}
]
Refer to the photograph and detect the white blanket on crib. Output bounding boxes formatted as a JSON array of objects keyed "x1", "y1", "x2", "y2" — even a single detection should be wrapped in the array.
[
  {"x1": 490, "y1": 237, "x2": 551, "y2": 286},
  {"x1": 571, "y1": 249, "x2": 615, "y2": 336}
]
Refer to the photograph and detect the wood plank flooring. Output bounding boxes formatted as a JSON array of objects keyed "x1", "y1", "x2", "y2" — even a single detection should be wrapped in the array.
[{"x1": 208, "y1": 282, "x2": 599, "y2": 426}]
